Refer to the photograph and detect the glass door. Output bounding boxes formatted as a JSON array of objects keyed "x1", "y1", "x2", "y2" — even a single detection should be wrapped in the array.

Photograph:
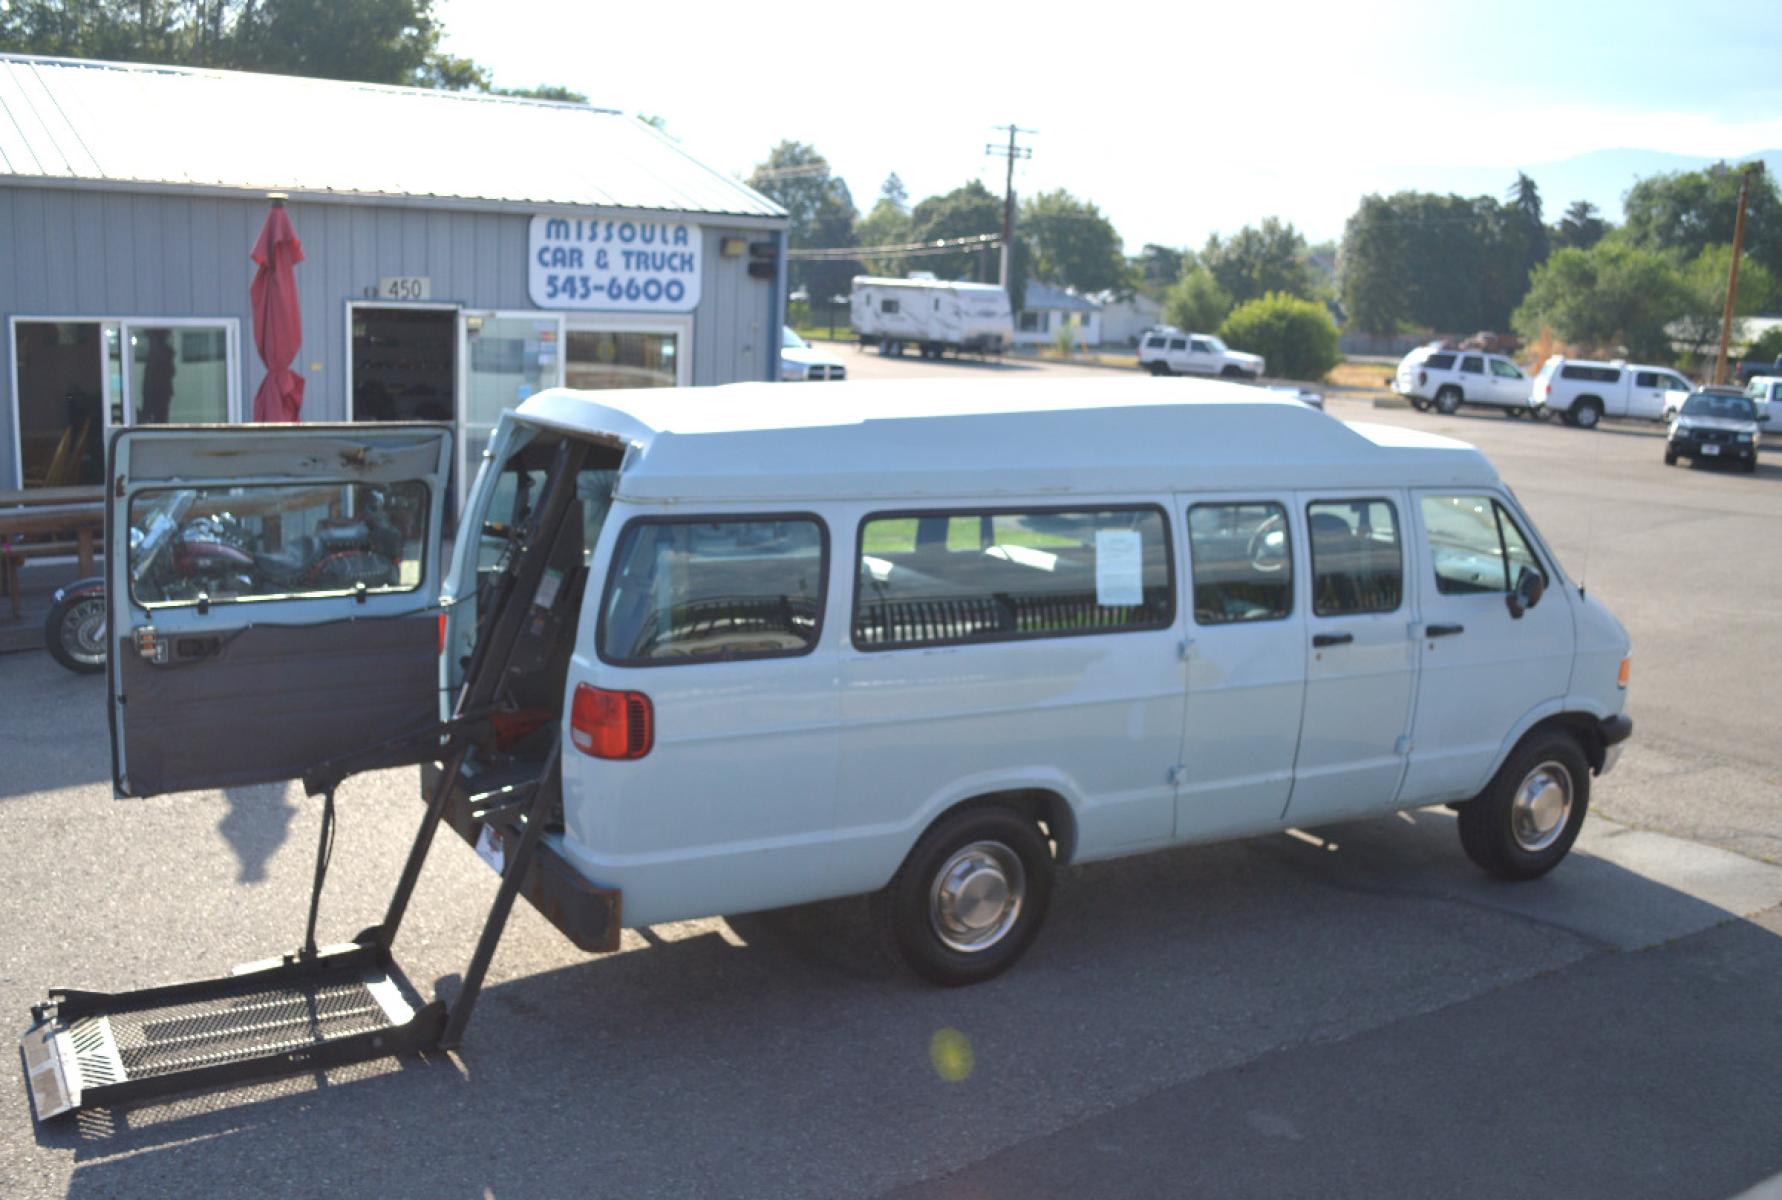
[
  {"x1": 120, "y1": 321, "x2": 237, "y2": 426},
  {"x1": 459, "y1": 312, "x2": 565, "y2": 512}
]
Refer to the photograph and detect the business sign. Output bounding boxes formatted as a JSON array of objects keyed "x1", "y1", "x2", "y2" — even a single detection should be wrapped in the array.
[{"x1": 528, "y1": 213, "x2": 702, "y2": 312}]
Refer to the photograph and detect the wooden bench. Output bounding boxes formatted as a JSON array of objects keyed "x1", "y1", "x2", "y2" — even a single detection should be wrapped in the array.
[{"x1": 0, "y1": 503, "x2": 104, "y2": 620}]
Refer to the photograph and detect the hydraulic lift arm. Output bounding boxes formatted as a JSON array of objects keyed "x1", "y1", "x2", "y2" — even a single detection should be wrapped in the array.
[{"x1": 22, "y1": 438, "x2": 616, "y2": 1121}]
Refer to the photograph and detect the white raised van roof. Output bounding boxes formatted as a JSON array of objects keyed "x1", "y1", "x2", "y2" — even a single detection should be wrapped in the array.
[{"x1": 513, "y1": 378, "x2": 1497, "y2": 504}]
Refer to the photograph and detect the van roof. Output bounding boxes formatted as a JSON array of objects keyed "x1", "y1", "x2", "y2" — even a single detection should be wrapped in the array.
[
  {"x1": 851, "y1": 277, "x2": 1008, "y2": 294},
  {"x1": 513, "y1": 378, "x2": 1499, "y2": 503}
]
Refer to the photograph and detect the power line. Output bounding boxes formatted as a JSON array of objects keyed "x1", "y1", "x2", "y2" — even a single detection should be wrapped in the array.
[{"x1": 787, "y1": 233, "x2": 1002, "y2": 262}]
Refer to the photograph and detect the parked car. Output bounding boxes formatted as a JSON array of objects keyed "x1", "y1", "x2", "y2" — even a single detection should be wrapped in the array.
[
  {"x1": 1393, "y1": 346, "x2": 1535, "y2": 416},
  {"x1": 1531, "y1": 357, "x2": 1692, "y2": 428},
  {"x1": 780, "y1": 327, "x2": 847, "y2": 381},
  {"x1": 1735, "y1": 356, "x2": 1782, "y2": 386},
  {"x1": 1138, "y1": 331, "x2": 1264, "y2": 378},
  {"x1": 1664, "y1": 390, "x2": 1765, "y2": 471},
  {"x1": 1743, "y1": 375, "x2": 1780, "y2": 424},
  {"x1": 1664, "y1": 383, "x2": 1752, "y2": 424}
]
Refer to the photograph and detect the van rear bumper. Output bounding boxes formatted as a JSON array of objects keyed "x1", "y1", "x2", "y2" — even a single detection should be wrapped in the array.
[
  {"x1": 420, "y1": 760, "x2": 623, "y2": 953},
  {"x1": 1598, "y1": 714, "x2": 1633, "y2": 776}
]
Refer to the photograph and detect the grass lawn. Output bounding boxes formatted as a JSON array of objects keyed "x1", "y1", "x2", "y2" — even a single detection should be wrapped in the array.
[{"x1": 1323, "y1": 359, "x2": 1397, "y2": 394}]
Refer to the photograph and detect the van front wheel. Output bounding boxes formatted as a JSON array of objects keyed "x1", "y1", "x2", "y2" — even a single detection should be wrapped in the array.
[
  {"x1": 1457, "y1": 732, "x2": 1590, "y2": 880},
  {"x1": 877, "y1": 806, "x2": 1054, "y2": 986}
]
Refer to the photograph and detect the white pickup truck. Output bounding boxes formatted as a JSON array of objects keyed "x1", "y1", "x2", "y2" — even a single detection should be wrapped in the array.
[
  {"x1": 1531, "y1": 357, "x2": 1693, "y2": 428},
  {"x1": 1138, "y1": 330, "x2": 1264, "y2": 378}
]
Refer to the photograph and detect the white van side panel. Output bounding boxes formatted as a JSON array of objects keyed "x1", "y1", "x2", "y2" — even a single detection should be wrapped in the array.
[
  {"x1": 1398, "y1": 489, "x2": 1575, "y2": 803},
  {"x1": 827, "y1": 496, "x2": 1184, "y2": 888},
  {"x1": 556, "y1": 501, "x2": 843, "y2": 928}
]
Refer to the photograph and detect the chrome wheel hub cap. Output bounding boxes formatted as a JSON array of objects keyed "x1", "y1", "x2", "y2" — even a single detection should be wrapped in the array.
[
  {"x1": 930, "y1": 841, "x2": 1025, "y2": 953},
  {"x1": 62, "y1": 598, "x2": 107, "y2": 664},
  {"x1": 1511, "y1": 761, "x2": 1572, "y2": 852}
]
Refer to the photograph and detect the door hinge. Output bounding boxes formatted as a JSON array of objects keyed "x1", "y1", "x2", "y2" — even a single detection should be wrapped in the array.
[
  {"x1": 1394, "y1": 735, "x2": 1412, "y2": 756},
  {"x1": 1177, "y1": 638, "x2": 1194, "y2": 661},
  {"x1": 1167, "y1": 764, "x2": 1187, "y2": 786}
]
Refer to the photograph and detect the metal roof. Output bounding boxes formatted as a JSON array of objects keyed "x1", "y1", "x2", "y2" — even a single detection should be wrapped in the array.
[
  {"x1": 1022, "y1": 281, "x2": 1101, "y2": 312},
  {"x1": 511, "y1": 377, "x2": 1497, "y2": 504},
  {"x1": 0, "y1": 54, "x2": 787, "y2": 221}
]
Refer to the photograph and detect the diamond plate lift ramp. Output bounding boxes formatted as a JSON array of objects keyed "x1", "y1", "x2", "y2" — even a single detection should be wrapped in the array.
[{"x1": 21, "y1": 438, "x2": 617, "y2": 1121}]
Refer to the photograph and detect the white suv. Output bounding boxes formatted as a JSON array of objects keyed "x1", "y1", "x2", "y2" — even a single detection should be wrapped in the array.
[
  {"x1": 1393, "y1": 346, "x2": 1535, "y2": 416},
  {"x1": 1138, "y1": 331, "x2": 1264, "y2": 379},
  {"x1": 1531, "y1": 358, "x2": 1691, "y2": 428}
]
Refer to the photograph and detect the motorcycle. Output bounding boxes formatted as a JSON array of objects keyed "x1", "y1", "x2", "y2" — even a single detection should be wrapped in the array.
[{"x1": 45, "y1": 488, "x2": 402, "y2": 675}]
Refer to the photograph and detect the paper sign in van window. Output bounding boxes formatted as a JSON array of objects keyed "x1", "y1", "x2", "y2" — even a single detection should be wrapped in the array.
[{"x1": 1095, "y1": 529, "x2": 1144, "y2": 606}]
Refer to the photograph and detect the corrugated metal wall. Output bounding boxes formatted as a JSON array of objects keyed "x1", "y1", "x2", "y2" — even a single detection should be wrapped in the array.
[{"x1": 0, "y1": 185, "x2": 780, "y2": 490}]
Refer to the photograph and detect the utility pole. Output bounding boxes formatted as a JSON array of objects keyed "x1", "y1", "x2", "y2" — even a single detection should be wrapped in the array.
[
  {"x1": 1714, "y1": 162, "x2": 1762, "y2": 385},
  {"x1": 986, "y1": 125, "x2": 1034, "y2": 288}
]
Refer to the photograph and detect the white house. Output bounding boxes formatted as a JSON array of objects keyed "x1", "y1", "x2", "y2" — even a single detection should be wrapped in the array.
[
  {"x1": 1015, "y1": 281, "x2": 1101, "y2": 349},
  {"x1": 1093, "y1": 291, "x2": 1163, "y2": 347}
]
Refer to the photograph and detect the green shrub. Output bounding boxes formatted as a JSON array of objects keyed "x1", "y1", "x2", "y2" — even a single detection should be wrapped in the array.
[
  {"x1": 1218, "y1": 292, "x2": 1339, "y2": 380},
  {"x1": 1744, "y1": 325, "x2": 1782, "y2": 365},
  {"x1": 1162, "y1": 267, "x2": 1231, "y2": 333}
]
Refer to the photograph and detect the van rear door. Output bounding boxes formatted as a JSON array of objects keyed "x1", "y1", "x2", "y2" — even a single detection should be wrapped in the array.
[{"x1": 106, "y1": 424, "x2": 453, "y2": 797}]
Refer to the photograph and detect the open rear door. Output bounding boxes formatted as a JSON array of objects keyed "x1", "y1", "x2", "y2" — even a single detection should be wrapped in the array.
[{"x1": 107, "y1": 424, "x2": 453, "y2": 797}]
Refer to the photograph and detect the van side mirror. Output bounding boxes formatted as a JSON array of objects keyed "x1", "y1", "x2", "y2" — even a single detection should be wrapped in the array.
[{"x1": 1507, "y1": 566, "x2": 1544, "y2": 619}]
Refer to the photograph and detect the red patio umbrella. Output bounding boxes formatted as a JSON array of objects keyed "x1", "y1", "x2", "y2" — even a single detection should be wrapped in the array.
[{"x1": 250, "y1": 198, "x2": 305, "y2": 422}]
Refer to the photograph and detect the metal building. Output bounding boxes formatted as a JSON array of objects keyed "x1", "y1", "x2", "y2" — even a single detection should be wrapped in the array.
[{"x1": 0, "y1": 54, "x2": 789, "y2": 499}]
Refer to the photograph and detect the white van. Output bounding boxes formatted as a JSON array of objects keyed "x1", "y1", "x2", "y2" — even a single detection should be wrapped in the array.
[
  {"x1": 100, "y1": 382, "x2": 1633, "y2": 987},
  {"x1": 1531, "y1": 357, "x2": 1692, "y2": 427}
]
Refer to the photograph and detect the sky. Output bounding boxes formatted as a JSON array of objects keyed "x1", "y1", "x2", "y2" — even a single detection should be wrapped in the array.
[{"x1": 439, "y1": 0, "x2": 1782, "y2": 251}]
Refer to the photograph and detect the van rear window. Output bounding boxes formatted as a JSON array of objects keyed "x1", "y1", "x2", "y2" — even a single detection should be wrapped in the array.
[
  {"x1": 853, "y1": 507, "x2": 1173, "y2": 650},
  {"x1": 599, "y1": 516, "x2": 827, "y2": 665}
]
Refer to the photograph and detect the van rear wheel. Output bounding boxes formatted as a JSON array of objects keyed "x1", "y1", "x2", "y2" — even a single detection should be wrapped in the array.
[
  {"x1": 876, "y1": 805, "x2": 1054, "y2": 986},
  {"x1": 1456, "y1": 732, "x2": 1590, "y2": 880},
  {"x1": 1148, "y1": 361, "x2": 1171, "y2": 376},
  {"x1": 1435, "y1": 386, "x2": 1462, "y2": 415}
]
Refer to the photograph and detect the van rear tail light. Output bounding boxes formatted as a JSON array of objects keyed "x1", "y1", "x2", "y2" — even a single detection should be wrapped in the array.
[
  {"x1": 571, "y1": 684, "x2": 653, "y2": 759},
  {"x1": 1418, "y1": 370, "x2": 1427, "y2": 386}
]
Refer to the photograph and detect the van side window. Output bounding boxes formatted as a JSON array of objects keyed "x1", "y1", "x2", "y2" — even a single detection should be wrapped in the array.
[
  {"x1": 1168, "y1": 338, "x2": 1187, "y2": 351},
  {"x1": 1420, "y1": 496, "x2": 1547, "y2": 595},
  {"x1": 599, "y1": 517, "x2": 827, "y2": 665},
  {"x1": 1424, "y1": 353, "x2": 1456, "y2": 370},
  {"x1": 1490, "y1": 359, "x2": 1522, "y2": 379},
  {"x1": 1307, "y1": 499, "x2": 1401, "y2": 616},
  {"x1": 1459, "y1": 355, "x2": 1484, "y2": 374},
  {"x1": 854, "y1": 507, "x2": 1173, "y2": 649},
  {"x1": 881, "y1": 299, "x2": 900, "y2": 314},
  {"x1": 1187, "y1": 502, "x2": 1292, "y2": 624}
]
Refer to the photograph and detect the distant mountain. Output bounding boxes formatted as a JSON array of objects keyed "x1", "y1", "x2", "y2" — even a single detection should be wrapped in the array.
[{"x1": 1371, "y1": 148, "x2": 1782, "y2": 223}]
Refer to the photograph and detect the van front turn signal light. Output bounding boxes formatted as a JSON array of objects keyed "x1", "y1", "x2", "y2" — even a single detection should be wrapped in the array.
[{"x1": 1618, "y1": 657, "x2": 1631, "y2": 689}]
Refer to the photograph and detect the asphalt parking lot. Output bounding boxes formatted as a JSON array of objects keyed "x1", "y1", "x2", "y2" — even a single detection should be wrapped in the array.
[{"x1": 2, "y1": 358, "x2": 1779, "y2": 1199}]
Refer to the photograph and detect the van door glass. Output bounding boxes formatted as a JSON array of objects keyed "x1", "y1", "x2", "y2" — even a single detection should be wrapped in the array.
[
  {"x1": 1421, "y1": 495, "x2": 1510, "y2": 594},
  {"x1": 1187, "y1": 503, "x2": 1292, "y2": 624},
  {"x1": 601, "y1": 518, "x2": 827, "y2": 663},
  {"x1": 1307, "y1": 500, "x2": 1401, "y2": 615}
]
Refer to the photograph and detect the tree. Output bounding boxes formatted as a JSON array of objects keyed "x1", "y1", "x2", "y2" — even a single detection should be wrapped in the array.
[
  {"x1": 879, "y1": 173, "x2": 908, "y2": 210},
  {"x1": 1556, "y1": 200, "x2": 1608, "y2": 251},
  {"x1": 1339, "y1": 191, "x2": 1537, "y2": 334},
  {"x1": 748, "y1": 141, "x2": 859, "y2": 303},
  {"x1": 1506, "y1": 172, "x2": 1549, "y2": 294},
  {"x1": 1621, "y1": 163, "x2": 1782, "y2": 290},
  {"x1": 1218, "y1": 292, "x2": 1340, "y2": 381},
  {"x1": 854, "y1": 196, "x2": 914, "y2": 280},
  {"x1": 1512, "y1": 241, "x2": 1690, "y2": 360},
  {"x1": 907, "y1": 180, "x2": 1028, "y2": 307},
  {"x1": 1134, "y1": 244, "x2": 1189, "y2": 294},
  {"x1": 1161, "y1": 267, "x2": 1231, "y2": 333},
  {"x1": 1020, "y1": 189, "x2": 1131, "y2": 296},
  {"x1": 494, "y1": 83, "x2": 588, "y2": 102},
  {"x1": 1742, "y1": 324, "x2": 1782, "y2": 366},
  {"x1": 0, "y1": 0, "x2": 580, "y2": 98},
  {"x1": 1202, "y1": 217, "x2": 1317, "y2": 307},
  {"x1": 1670, "y1": 245, "x2": 1776, "y2": 360}
]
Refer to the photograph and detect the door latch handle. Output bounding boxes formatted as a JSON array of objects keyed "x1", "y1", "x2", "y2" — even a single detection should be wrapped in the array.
[
  {"x1": 1426, "y1": 623, "x2": 1465, "y2": 637},
  {"x1": 1312, "y1": 632, "x2": 1353, "y2": 648}
]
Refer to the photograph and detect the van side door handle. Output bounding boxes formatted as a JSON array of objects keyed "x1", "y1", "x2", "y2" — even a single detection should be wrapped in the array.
[
  {"x1": 1312, "y1": 632, "x2": 1353, "y2": 648},
  {"x1": 1426, "y1": 623, "x2": 1465, "y2": 638}
]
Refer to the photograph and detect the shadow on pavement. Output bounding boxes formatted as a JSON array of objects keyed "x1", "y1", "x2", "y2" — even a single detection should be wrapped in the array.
[
  {"x1": 35, "y1": 810, "x2": 1782, "y2": 1200},
  {"x1": 217, "y1": 783, "x2": 300, "y2": 883}
]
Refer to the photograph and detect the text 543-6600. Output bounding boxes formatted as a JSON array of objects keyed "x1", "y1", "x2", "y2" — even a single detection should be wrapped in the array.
[{"x1": 543, "y1": 275, "x2": 687, "y2": 304}]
